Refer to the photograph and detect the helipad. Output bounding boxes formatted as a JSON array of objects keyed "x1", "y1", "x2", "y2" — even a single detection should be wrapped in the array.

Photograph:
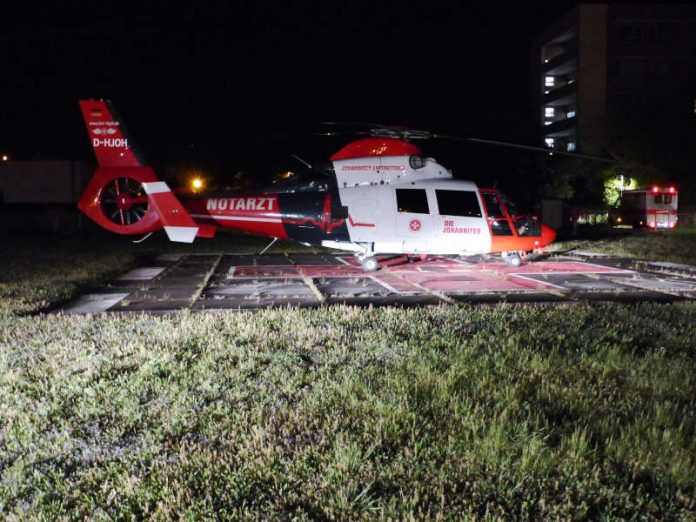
[{"x1": 59, "y1": 253, "x2": 696, "y2": 313}]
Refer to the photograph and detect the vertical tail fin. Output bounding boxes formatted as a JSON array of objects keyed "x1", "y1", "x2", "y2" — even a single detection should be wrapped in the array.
[
  {"x1": 78, "y1": 99, "x2": 147, "y2": 167},
  {"x1": 78, "y1": 99, "x2": 200, "y2": 243}
]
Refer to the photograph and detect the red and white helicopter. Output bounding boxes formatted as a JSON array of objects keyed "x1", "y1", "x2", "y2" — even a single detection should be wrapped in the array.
[{"x1": 78, "y1": 99, "x2": 557, "y2": 271}]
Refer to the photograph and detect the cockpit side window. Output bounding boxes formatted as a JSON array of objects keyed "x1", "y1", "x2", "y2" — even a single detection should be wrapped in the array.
[
  {"x1": 482, "y1": 192, "x2": 506, "y2": 218},
  {"x1": 499, "y1": 192, "x2": 522, "y2": 217},
  {"x1": 482, "y1": 191, "x2": 513, "y2": 236}
]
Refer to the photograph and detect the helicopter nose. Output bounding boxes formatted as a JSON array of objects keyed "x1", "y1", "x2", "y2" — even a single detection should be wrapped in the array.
[{"x1": 541, "y1": 223, "x2": 556, "y2": 246}]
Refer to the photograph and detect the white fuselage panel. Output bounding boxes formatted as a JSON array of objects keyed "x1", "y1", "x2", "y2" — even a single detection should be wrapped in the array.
[{"x1": 335, "y1": 166, "x2": 492, "y2": 255}]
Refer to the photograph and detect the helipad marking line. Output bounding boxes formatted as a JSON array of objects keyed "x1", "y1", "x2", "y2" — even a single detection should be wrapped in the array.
[
  {"x1": 189, "y1": 255, "x2": 222, "y2": 308},
  {"x1": 576, "y1": 260, "x2": 635, "y2": 272},
  {"x1": 369, "y1": 275, "x2": 403, "y2": 295},
  {"x1": 546, "y1": 259, "x2": 636, "y2": 274},
  {"x1": 302, "y1": 277, "x2": 326, "y2": 302},
  {"x1": 383, "y1": 265, "x2": 455, "y2": 304},
  {"x1": 508, "y1": 268, "x2": 635, "y2": 277},
  {"x1": 508, "y1": 273, "x2": 568, "y2": 290},
  {"x1": 603, "y1": 276, "x2": 692, "y2": 298}
]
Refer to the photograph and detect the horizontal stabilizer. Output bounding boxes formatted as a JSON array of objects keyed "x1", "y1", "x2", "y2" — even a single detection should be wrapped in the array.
[{"x1": 142, "y1": 181, "x2": 199, "y2": 242}]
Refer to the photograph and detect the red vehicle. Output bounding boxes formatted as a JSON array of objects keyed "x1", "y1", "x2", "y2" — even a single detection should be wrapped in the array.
[{"x1": 609, "y1": 186, "x2": 678, "y2": 229}]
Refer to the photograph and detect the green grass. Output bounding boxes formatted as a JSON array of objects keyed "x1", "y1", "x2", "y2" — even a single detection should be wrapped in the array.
[
  {"x1": 554, "y1": 226, "x2": 696, "y2": 265},
  {"x1": 1, "y1": 231, "x2": 696, "y2": 519}
]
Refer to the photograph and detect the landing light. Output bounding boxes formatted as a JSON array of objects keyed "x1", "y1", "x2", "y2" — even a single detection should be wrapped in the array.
[
  {"x1": 668, "y1": 186, "x2": 676, "y2": 193},
  {"x1": 1, "y1": 155, "x2": 7, "y2": 162},
  {"x1": 652, "y1": 186, "x2": 660, "y2": 193}
]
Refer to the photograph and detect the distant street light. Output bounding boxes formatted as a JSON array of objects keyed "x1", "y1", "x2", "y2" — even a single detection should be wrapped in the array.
[
  {"x1": 1, "y1": 155, "x2": 8, "y2": 162},
  {"x1": 191, "y1": 177, "x2": 204, "y2": 191}
]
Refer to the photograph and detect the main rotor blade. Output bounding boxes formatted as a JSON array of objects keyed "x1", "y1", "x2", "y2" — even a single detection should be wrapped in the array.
[
  {"x1": 320, "y1": 121, "x2": 392, "y2": 129},
  {"x1": 434, "y1": 134, "x2": 620, "y2": 164}
]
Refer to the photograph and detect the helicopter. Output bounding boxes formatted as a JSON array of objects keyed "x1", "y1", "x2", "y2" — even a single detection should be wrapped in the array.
[{"x1": 78, "y1": 99, "x2": 558, "y2": 271}]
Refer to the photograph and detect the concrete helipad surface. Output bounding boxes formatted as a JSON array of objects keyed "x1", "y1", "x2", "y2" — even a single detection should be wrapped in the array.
[{"x1": 59, "y1": 253, "x2": 696, "y2": 313}]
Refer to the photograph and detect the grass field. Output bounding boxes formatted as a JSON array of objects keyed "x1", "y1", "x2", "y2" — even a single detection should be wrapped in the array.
[
  {"x1": 1, "y1": 230, "x2": 696, "y2": 519},
  {"x1": 554, "y1": 225, "x2": 696, "y2": 265}
]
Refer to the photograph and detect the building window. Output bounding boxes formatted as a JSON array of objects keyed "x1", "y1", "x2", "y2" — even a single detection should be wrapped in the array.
[
  {"x1": 435, "y1": 190, "x2": 482, "y2": 217},
  {"x1": 617, "y1": 25, "x2": 643, "y2": 43},
  {"x1": 617, "y1": 60, "x2": 642, "y2": 80},
  {"x1": 566, "y1": 110, "x2": 576, "y2": 118},
  {"x1": 545, "y1": 107, "x2": 555, "y2": 118},
  {"x1": 545, "y1": 76, "x2": 555, "y2": 87},
  {"x1": 647, "y1": 61, "x2": 670, "y2": 78},
  {"x1": 648, "y1": 23, "x2": 673, "y2": 43},
  {"x1": 396, "y1": 189, "x2": 430, "y2": 214},
  {"x1": 567, "y1": 142, "x2": 576, "y2": 152},
  {"x1": 545, "y1": 138, "x2": 555, "y2": 148}
]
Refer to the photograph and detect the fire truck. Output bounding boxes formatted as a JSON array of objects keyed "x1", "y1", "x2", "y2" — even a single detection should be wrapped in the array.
[{"x1": 609, "y1": 186, "x2": 678, "y2": 229}]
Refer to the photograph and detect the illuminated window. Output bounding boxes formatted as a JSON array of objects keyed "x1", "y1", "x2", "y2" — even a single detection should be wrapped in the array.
[
  {"x1": 567, "y1": 142, "x2": 576, "y2": 152},
  {"x1": 545, "y1": 107, "x2": 555, "y2": 118},
  {"x1": 545, "y1": 76, "x2": 555, "y2": 87},
  {"x1": 545, "y1": 138, "x2": 555, "y2": 148},
  {"x1": 566, "y1": 110, "x2": 576, "y2": 118}
]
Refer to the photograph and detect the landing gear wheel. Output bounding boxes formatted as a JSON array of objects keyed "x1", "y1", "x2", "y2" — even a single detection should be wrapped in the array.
[
  {"x1": 505, "y1": 254, "x2": 522, "y2": 267},
  {"x1": 361, "y1": 256, "x2": 379, "y2": 272}
]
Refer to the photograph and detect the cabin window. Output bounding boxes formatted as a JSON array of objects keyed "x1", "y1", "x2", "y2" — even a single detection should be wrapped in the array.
[
  {"x1": 435, "y1": 190, "x2": 482, "y2": 217},
  {"x1": 396, "y1": 189, "x2": 430, "y2": 214},
  {"x1": 654, "y1": 194, "x2": 663, "y2": 204},
  {"x1": 663, "y1": 194, "x2": 672, "y2": 205}
]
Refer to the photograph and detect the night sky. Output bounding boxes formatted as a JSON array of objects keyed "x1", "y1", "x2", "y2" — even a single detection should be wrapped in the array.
[{"x1": 3, "y1": 0, "x2": 594, "y2": 186}]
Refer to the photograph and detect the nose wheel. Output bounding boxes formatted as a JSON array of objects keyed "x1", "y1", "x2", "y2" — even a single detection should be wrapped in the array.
[
  {"x1": 361, "y1": 256, "x2": 379, "y2": 272},
  {"x1": 356, "y1": 244, "x2": 379, "y2": 272},
  {"x1": 503, "y1": 252, "x2": 523, "y2": 267}
]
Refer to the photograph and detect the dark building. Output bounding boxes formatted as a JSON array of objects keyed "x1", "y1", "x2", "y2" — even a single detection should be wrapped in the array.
[
  {"x1": 531, "y1": 3, "x2": 696, "y2": 154},
  {"x1": 0, "y1": 161, "x2": 90, "y2": 232}
]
